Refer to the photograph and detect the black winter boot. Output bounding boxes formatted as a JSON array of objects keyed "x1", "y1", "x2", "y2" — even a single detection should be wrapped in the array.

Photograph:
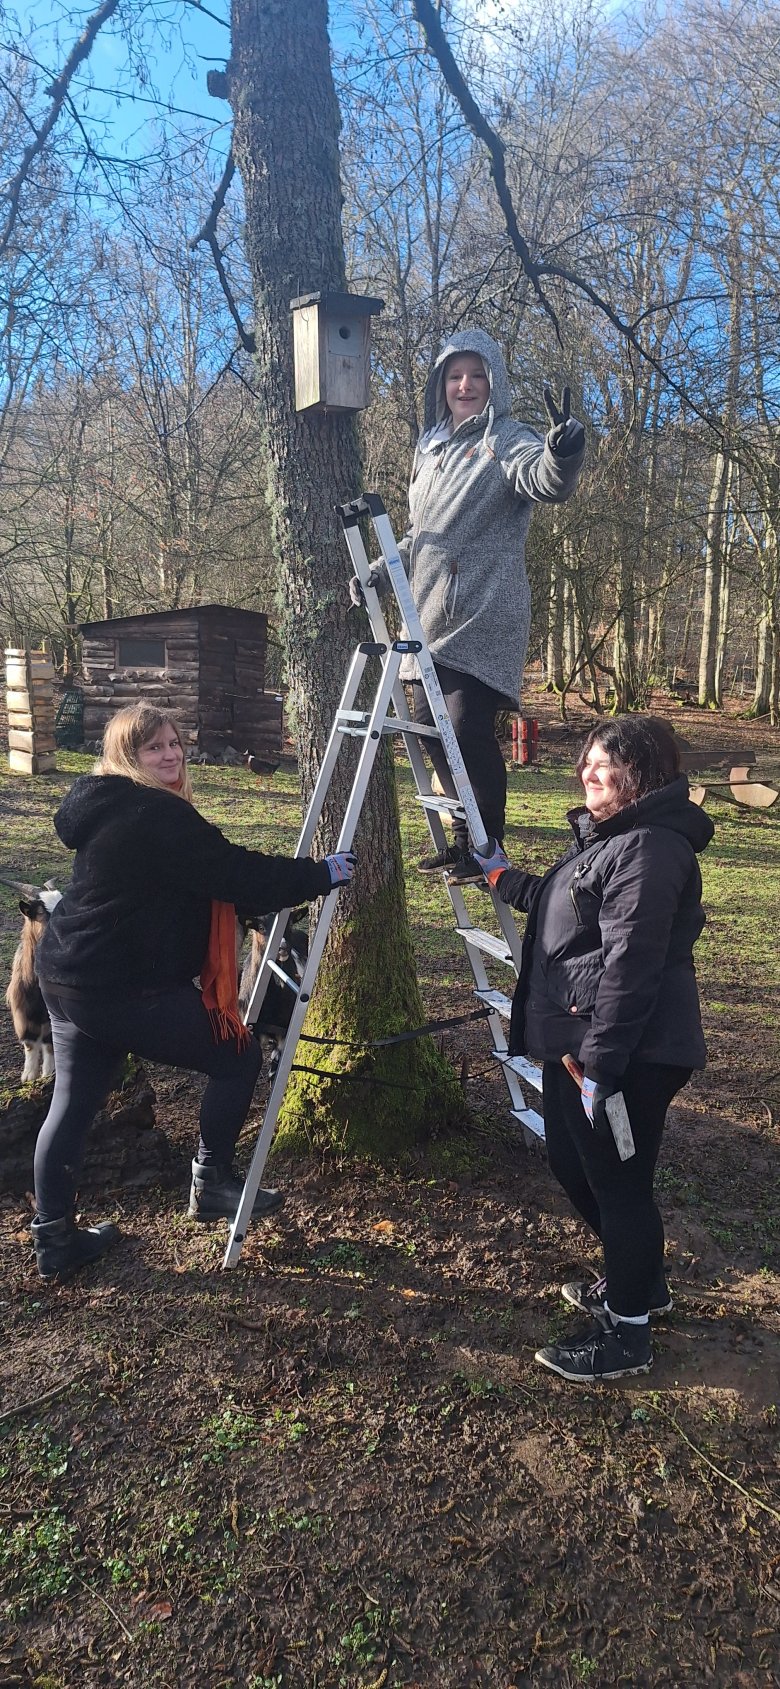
[
  {"x1": 188, "y1": 1159, "x2": 284, "y2": 1222},
  {"x1": 31, "y1": 1215, "x2": 120, "y2": 1281}
]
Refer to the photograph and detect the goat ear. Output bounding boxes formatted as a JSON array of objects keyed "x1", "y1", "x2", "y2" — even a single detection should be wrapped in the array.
[{"x1": 18, "y1": 897, "x2": 38, "y2": 918}]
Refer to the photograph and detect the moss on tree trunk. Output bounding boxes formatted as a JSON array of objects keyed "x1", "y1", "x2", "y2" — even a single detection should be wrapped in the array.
[{"x1": 277, "y1": 876, "x2": 466, "y2": 1158}]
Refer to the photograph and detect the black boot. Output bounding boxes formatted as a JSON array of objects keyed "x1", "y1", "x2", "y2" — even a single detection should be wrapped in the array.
[
  {"x1": 188, "y1": 1159, "x2": 284, "y2": 1223},
  {"x1": 31, "y1": 1214, "x2": 120, "y2": 1281}
]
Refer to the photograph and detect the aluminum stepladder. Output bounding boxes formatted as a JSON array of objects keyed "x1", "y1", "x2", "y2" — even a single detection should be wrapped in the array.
[{"x1": 222, "y1": 491, "x2": 543, "y2": 1269}]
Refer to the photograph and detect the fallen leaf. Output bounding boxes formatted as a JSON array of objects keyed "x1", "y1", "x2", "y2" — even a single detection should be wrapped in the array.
[
  {"x1": 148, "y1": 1600, "x2": 173, "y2": 1621},
  {"x1": 372, "y1": 1219, "x2": 395, "y2": 1233}
]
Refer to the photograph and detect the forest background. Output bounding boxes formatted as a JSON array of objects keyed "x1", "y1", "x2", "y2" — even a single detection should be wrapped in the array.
[{"x1": 2, "y1": 0, "x2": 780, "y2": 725}]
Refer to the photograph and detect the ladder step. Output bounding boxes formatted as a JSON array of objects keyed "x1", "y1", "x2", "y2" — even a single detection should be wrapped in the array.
[
  {"x1": 384, "y1": 718, "x2": 442, "y2": 741},
  {"x1": 475, "y1": 989, "x2": 513, "y2": 1017},
  {"x1": 494, "y1": 1052, "x2": 543, "y2": 1092},
  {"x1": 456, "y1": 926, "x2": 514, "y2": 964},
  {"x1": 416, "y1": 794, "x2": 465, "y2": 817},
  {"x1": 335, "y1": 711, "x2": 443, "y2": 743},
  {"x1": 510, "y1": 1107, "x2": 546, "y2": 1138}
]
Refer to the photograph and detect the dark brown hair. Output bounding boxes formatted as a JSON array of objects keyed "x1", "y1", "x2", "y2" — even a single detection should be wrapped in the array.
[{"x1": 576, "y1": 716, "x2": 681, "y2": 806}]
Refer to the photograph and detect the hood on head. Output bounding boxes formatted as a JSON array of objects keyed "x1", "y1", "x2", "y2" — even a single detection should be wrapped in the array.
[
  {"x1": 423, "y1": 328, "x2": 513, "y2": 433},
  {"x1": 53, "y1": 774, "x2": 144, "y2": 851}
]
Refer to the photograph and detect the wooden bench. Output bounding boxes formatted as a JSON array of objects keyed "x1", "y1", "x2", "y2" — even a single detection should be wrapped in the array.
[
  {"x1": 669, "y1": 677, "x2": 696, "y2": 706},
  {"x1": 676, "y1": 742, "x2": 779, "y2": 809}
]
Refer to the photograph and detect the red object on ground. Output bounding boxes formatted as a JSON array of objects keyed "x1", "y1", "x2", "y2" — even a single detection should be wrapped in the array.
[{"x1": 516, "y1": 717, "x2": 538, "y2": 764}]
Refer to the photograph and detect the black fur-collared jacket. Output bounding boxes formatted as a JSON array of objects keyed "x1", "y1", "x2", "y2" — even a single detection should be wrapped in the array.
[
  {"x1": 496, "y1": 776, "x2": 714, "y2": 1082},
  {"x1": 38, "y1": 775, "x2": 332, "y2": 996}
]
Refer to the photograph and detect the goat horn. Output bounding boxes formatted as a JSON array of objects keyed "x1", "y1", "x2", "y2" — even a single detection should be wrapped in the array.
[{"x1": 0, "y1": 871, "x2": 43, "y2": 899}]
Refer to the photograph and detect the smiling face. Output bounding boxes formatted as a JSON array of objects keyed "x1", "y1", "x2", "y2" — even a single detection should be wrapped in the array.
[
  {"x1": 136, "y1": 720, "x2": 184, "y2": 787},
  {"x1": 580, "y1": 745, "x2": 629, "y2": 822},
  {"x1": 443, "y1": 352, "x2": 490, "y2": 426}
]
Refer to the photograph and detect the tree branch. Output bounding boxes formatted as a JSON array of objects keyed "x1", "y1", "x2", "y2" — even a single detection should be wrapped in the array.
[
  {"x1": 0, "y1": 0, "x2": 122, "y2": 258},
  {"x1": 411, "y1": 0, "x2": 563, "y2": 345},
  {"x1": 411, "y1": 0, "x2": 722, "y2": 436},
  {"x1": 189, "y1": 150, "x2": 256, "y2": 355}
]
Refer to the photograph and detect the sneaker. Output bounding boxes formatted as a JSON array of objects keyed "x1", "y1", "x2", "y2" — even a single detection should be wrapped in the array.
[
  {"x1": 417, "y1": 844, "x2": 460, "y2": 874},
  {"x1": 444, "y1": 851, "x2": 485, "y2": 886},
  {"x1": 31, "y1": 1214, "x2": 120, "y2": 1281},
  {"x1": 535, "y1": 1317, "x2": 652, "y2": 1382},
  {"x1": 188, "y1": 1159, "x2": 285, "y2": 1222},
  {"x1": 562, "y1": 1274, "x2": 673, "y2": 1320}
]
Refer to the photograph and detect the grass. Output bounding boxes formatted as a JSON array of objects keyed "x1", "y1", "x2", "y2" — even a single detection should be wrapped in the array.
[{"x1": 3, "y1": 744, "x2": 778, "y2": 1010}]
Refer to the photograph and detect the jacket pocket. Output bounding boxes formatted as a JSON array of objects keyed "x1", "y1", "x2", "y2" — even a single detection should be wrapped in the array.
[
  {"x1": 543, "y1": 953, "x2": 602, "y2": 1016},
  {"x1": 442, "y1": 560, "x2": 459, "y2": 623}
]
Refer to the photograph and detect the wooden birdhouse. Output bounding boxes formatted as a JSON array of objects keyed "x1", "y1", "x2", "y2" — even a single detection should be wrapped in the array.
[{"x1": 290, "y1": 290, "x2": 383, "y2": 413}]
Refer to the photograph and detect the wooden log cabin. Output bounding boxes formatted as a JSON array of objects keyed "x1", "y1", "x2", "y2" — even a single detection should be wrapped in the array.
[{"x1": 79, "y1": 606, "x2": 282, "y2": 757}]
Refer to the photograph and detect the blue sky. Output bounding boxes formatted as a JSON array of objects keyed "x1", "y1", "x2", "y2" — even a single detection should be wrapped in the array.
[
  {"x1": 22, "y1": 0, "x2": 233, "y2": 160},
  {"x1": 20, "y1": 0, "x2": 361, "y2": 164}
]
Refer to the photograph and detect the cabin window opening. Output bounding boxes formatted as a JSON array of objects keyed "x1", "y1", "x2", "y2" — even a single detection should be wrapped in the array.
[{"x1": 116, "y1": 637, "x2": 167, "y2": 668}]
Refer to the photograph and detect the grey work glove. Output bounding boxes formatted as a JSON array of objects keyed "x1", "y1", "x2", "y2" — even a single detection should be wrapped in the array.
[
  {"x1": 543, "y1": 385, "x2": 585, "y2": 458},
  {"x1": 324, "y1": 850, "x2": 357, "y2": 887},
  {"x1": 348, "y1": 565, "x2": 385, "y2": 607},
  {"x1": 471, "y1": 837, "x2": 511, "y2": 888}
]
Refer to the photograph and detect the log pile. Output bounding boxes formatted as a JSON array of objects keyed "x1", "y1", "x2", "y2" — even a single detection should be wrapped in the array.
[{"x1": 5, "y1": 647, "x2": 57, "y2": 776}]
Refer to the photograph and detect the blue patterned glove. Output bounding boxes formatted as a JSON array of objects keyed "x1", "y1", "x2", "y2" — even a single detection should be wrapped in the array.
[
  {"x1": 580, "y1": 1075, "x2": 618, "y2": 1141},
  {"x1": 325, "y1": 851, "x2": 357, "y2": 887},
  {"x1": 471, "y1": 837, "x2": 511, "y2": 887}
]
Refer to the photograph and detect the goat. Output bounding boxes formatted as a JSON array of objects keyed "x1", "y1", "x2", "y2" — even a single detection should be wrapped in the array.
[
  {"x1": 238, "y1": 908, "x2": 308, "y2": 1079},
  {"x1": 3, "y1": 877, "x2": 62, "y2": 1083}
]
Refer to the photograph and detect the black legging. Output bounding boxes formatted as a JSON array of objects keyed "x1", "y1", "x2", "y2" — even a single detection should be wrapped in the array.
[
  {"x1": 541, "y1": 1058, "x2": 691, "y2": 1318},
  {"x1": 36, "y1": 982, "x2": 263, "y2": 1221},
  {"x1": 411, "y1": 663, "x2": 508, "y2": 849}
]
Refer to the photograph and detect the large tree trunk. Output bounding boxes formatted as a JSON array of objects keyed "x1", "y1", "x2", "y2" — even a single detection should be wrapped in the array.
[{"x1": 226, "y1": 0, "x2": 461, "y2": 1151}]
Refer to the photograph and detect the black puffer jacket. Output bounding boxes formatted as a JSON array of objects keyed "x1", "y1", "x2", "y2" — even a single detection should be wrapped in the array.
[
  {"x1": 38, "y1": 775, "x2": 332, "y2": 996},
  {"x1": 497, "y1": 776, "x2": 714, "y2": 1081}
]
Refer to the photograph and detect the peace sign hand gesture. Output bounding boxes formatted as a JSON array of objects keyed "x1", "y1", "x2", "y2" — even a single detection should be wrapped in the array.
[{"x1": 543, "y1": 385, "x2": 585, "y2": 459}]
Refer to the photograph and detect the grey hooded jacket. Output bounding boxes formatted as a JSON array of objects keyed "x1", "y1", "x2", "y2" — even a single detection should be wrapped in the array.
[{"x1": 397, "y1": 329, "x2": 584, "y2": 704}]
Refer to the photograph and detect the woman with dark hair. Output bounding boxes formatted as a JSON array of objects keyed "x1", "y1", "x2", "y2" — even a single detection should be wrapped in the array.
[{"x1": 474, "y1": 716, "x2": 713, "y2": 1382}]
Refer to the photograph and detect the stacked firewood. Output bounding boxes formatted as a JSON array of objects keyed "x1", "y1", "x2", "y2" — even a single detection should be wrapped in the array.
[{"x1": 5, "y1": 647, "x2": 57, "y2": 775}]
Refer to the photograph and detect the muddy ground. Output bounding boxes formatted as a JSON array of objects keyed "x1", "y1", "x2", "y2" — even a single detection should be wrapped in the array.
[{"x1": 0, "y1": 691, "x2": 779, "y2": 1688}]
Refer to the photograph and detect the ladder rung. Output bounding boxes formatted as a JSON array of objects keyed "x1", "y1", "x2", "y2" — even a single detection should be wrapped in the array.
[
  {"x1": 494, "y1": 1052, "x2": 543, "y2": 1092},
  {"x1": 416, "y1": 794, "x2": 465, "y2": 816},
  {"x1": 455, "y1": 926, "x2": 513, "y2": 964},
  {"x1": 475, "y1": 989, "x2": 513, "y2": 1017},
  {"x1": 510, "y1": 1107, "x2": 546, "y2": 1138},
  {"x1": 383, "y1": 718, "x2": 441, "y2": 740}
]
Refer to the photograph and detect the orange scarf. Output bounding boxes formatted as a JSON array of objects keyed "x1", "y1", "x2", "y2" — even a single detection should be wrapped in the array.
[{"x1": 200, "y1": 901, "x2": 251, "y2": 1048}]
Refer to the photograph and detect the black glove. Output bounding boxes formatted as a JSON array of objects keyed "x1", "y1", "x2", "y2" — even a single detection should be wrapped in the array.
[
  {"x1": 348, "y1": 565, "x2": 384, "y2": 607},
  {"x1": 543, "y1": 385, "x2": 585, "y2": 458},
  {"x1": 580, "y1": 1075, "x2": 619, "y2": 1141}
]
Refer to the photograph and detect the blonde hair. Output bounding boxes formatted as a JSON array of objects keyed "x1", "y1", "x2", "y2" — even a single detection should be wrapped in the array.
[{"x1": 96, "y1": 704, "x2": 194, "y2": 803}]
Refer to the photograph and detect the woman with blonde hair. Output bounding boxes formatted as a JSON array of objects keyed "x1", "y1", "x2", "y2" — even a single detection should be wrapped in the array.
[{"x1": 32, "y1": 703, "x2": 355, "y2": 1280}]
